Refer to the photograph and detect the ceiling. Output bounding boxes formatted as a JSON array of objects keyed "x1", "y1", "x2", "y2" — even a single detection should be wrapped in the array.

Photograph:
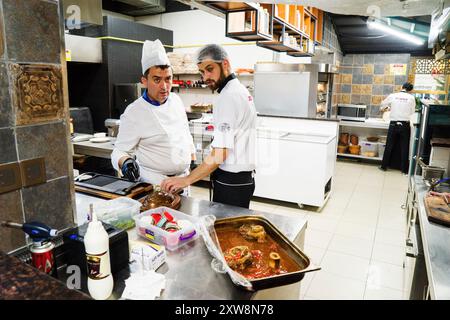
[{"x1": 330, "y1": 14, "x2": 432, "y2": 55}]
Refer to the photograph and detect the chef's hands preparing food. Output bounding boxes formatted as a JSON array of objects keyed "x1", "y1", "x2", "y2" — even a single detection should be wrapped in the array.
[
  {"x1": 120, "y1": 157, "x2": 140, "y2": 182},
  {"x1": 161, "y1": 148, "x2": 228, "y2": 193}
]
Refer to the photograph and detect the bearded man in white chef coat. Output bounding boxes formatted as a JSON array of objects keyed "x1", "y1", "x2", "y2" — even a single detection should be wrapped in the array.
[{"x1": 111, "y1": 39, "x2": 195, "y2": 186}]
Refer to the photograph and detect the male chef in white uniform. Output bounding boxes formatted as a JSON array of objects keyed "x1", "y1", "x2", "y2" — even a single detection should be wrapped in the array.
[
  {"x1": 111, "y1": 39, "x2": 195, "y2": 185},
  {"x1": 161, "y1": 44, "x2": 257, "y2": 208},
  {"x1": 379, "y1": 82, "x2": 416, "y2": 174}
]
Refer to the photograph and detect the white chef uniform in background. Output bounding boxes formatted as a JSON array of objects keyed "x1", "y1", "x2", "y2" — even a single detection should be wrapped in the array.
[{"x1": 111, "y1": 40, "x2": 195, "y2": 185}]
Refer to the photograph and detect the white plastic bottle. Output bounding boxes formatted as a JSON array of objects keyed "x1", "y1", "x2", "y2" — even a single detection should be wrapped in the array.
[{"x1": 84, "y1": 205, "x2": 114, "y2": 300}]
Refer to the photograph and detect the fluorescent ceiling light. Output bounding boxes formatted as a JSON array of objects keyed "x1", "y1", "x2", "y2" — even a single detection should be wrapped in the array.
[{"x1": 367, "y1": 20, "x2": 425, "y2": 45}]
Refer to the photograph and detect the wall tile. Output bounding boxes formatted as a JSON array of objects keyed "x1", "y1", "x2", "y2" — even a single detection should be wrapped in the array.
[
  {"x1": 341, "y1": 67, "x2": 353, "y2": 74},
  {"x1": 395, "y1": 75, "x2": 407, "y2": 86},
  {"x1": 360, "y1": 95, "x2": 371, "y2": 106},
  {"x1": 343, "y1": 55, "x2": 354, "y2": 65},
  {"x1": 22, "y1": 177, "x2": 74, "y2": 231},
  {"x1": 351, "y1": 94, "x2": 360, "y2": 104},
  {"x1": 341, "y1": 84, "x2": 351, "y2": 93},
  {"x1": 0, "y1": 191, "x2": 26, "y2": 253},
  {"x1": 362, "y1": 64, "x2": 374, "y2": 75},
  {"x1": 395, "y1": 85, "x2": 403, "y2": 92},
  {"x1": 341, "y1": 74, "x2": 352, "y2": 84},
  {"x1": 384, "y1": 75, "x2": 395, "y2": 85},
  {"x1": 364, "y1": 55, "x2": 375, "y2": 64},
  {"x1": 373, "y1": 75, "x2": 384, "y2": 85},
  {"x1": 354, "y1": 55, "x2": 364, "y2": 66},
  {"x1": 372, "y1": 95, "x2": 384, "y2": 105},
  {"x1": 384, "y1": 65, "x2": 392, "y2": 75},
  {"x1": 16, "y1": 122, "x2": 69, "y2": 181},
  {"x1": 352, "y1": 67, "x2": 362, "y2": 75},
  {"x1": 2, "y1": 0, "x2": 60, "y2": 63},
  {"x1": 352, "y1": 84, "x2": 362, "y2": 94},
  {"x1": 9, "y1": 64, "x2": 65, "y2": 126},
  {"x1": 361, "y1": 84, "x2": 373, "y2": 95},
  {"x1": 0, "y1": 128, "x2": 17, "y2": 164},
  {"x1": 373, "y1": 84, "x2": 384, "y2": 95},
  {"x1": 363, "y1": 75, "x2": 373, "y2": 84},
  {"x1": 374, "y1": 64, "x2": 385, "y2": 75},
  {"x1": 352, "y1": 74, "x2": 363, "y2": 84},
  {"x1": 0, "y1": 62, "x2": 12, "y2": 128},
  {"x1": 342, "y1": 94, "x2": 351, "y2": 104},
  {"x1": 374, "y1": 54, "x2": 386, "y2": 64},
  {"x1": 383, "y1": 85, "x2": 394, "y2": 95},
  {"x1": 369, "y1": 105, "x2": 382, "y2": 117}
]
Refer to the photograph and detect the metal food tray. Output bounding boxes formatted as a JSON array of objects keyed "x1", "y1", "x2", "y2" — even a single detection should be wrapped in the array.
[{"x1": 213, "y1": 215, "x2": 320, "y2": 291}]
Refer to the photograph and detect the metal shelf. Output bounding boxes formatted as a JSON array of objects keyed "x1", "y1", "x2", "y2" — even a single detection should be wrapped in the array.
[
  {"x1": 226, "y1": 31, "x2": 273, "y2": 41},
  {"x1": 204, "y1": 1, "x2": 259, "y2": 13},
  {"x1": 337, "y1": 153, "x2": 382, "y2": 161}
]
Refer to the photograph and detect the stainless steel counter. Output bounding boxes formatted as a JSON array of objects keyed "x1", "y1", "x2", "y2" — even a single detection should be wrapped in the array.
[
  {"x1": 72, "y1": 138, "x2": 115, "y2": 159},
  {"x1": 414, "y1": 176, "x2": 450, "y2": 300},
  {"x1": 74, "y1": 193, "x2": 309, "y2": 300}
]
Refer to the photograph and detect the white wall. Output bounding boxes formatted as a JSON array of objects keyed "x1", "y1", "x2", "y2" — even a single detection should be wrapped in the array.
[{"x1": 136, "y1": 10, "x2": 310, "y2": 69}]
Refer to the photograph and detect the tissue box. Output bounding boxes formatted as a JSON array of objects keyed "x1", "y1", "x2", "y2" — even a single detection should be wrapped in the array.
[{"x1": 130, "y1": 242, "x2": 166, "y2": 271}]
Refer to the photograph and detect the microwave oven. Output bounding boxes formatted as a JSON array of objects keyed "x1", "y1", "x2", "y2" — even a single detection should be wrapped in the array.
[{"x1": 337, "y1": 104, "x2": 367, "y2": 122}]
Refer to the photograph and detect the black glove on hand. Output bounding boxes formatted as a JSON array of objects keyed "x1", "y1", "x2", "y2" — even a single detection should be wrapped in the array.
[{"x1": 121, "y1": 158, "x2": 140, "y2": 182}]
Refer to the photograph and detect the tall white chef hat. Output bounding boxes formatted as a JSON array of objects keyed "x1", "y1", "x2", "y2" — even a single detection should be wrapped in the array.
[{"x1": 141, "y1": 39, "x2": 171, "y2": 75}]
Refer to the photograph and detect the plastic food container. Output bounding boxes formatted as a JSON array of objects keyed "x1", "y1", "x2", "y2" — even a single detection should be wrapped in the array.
[
  {"x1": 94, "y1": 197, "x2": 142, "y2": 230},
  {"x1": 133, "y1": 207, "x2": 198, "y2": 251},
  {"x1": 378, "y1": 143, "x2": 386, "y2": 157},
  {"x1": 360, "y1": 140, "x2": 379, "y2": 157}
]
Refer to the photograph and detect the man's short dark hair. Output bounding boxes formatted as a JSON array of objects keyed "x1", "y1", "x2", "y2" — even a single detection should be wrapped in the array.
[
  {"x1": 402, "y1": 82, "x2": 414, "y2": 92},
  {"x1": 143, "y1": 65, "x2": 171, "y2": 78}
]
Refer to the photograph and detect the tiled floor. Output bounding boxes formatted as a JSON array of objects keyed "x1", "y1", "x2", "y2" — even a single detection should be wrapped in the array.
[{"x1": 190, "y1": 160, "x2": 411, "y2": 300}]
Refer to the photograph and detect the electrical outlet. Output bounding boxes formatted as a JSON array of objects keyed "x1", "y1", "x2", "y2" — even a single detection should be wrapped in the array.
[
  {"x1": 20, "y1": 157, "x2": 46, "y2": 187},
  {"x1": 0, "y1": 162, "x2": 22, "y2": 194}
]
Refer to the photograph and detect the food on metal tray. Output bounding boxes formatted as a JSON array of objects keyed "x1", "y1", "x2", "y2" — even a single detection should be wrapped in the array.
[
  {"x1": 224, "y1": 246, "x2": 253, "y2": 271},
  {"x1": 217, "y1": 225, "x2": 300, "y2": 280},
  {"x1": 239, "y1": 224, "x2": 267, "y2": 243}
]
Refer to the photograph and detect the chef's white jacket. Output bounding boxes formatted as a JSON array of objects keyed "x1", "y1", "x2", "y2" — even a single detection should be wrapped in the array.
[
  {"x1": 211, "y1": 78, "x2": 257, "y2": 173},
  {"x1": 111, "y1": 93, "x2": 195, "y2": 185},
  {"x1": 381, "y1": 90, "x2": 416, "y2": 121}
]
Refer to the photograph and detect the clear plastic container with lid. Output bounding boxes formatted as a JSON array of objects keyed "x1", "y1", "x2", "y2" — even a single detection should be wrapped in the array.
[
  {"x1": 93, "y1": 197, "x2": 141, "y2": 230},
  {"x1": 360, "y1": 140, "x2": 379, "y2": 157},
  {"x1": 133, "y1": 207, "x2": 198, "y2": 251}
]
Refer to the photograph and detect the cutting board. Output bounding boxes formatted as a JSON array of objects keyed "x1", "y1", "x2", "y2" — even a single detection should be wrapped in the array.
[
  {"x1": 424, "y1": 195, "x2": 450, "y2": 227},
  {"x1": 75, "y1": 183, "x2": 153, "y2": 200}
]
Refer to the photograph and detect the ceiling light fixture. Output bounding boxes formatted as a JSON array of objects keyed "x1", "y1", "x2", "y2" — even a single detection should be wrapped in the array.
[{"x1": 367, "y1": 20, "x2": 425, "y2": 45}]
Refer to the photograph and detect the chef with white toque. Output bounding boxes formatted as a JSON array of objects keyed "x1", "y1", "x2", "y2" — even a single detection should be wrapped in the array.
[{"x1": 111, "y1": 39, "x2": 195, "y2": 186}]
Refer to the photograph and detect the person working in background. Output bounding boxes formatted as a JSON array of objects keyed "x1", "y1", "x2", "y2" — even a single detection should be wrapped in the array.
[
  {"x1": 111, "y1": 39, "x2": 195, "y2": 186},
  {"x1": 161, "y1": 44, "x2": 257, "y2": 208},
  {"x1": 379, "y1": 82, "x2": 416, "y2": 175}
]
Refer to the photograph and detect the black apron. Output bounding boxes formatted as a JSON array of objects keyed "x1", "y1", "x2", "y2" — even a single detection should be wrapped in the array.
[
  {"x1": 381, "y1": 121, "x2": 411, "y2": 174},
  {"x1": 210, "y1": 168, "x2": 255, "y2": 209}
]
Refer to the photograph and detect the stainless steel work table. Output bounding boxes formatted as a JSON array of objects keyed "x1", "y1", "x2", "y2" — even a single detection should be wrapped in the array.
[
  {"x1": 414, "y1": 176, "x2": 450, "y2": 300},
  {"x1": 72, "y1": 138, "x2": 115, "y2": 159},
  {"x1": 74, "y1": 193, "x2": 309, "y2": 300}
]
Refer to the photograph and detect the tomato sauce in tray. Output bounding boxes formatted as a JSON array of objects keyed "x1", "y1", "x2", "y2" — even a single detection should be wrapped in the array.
[{"x1": 216, "y1": 224, "x2": 301, "y2": 280}]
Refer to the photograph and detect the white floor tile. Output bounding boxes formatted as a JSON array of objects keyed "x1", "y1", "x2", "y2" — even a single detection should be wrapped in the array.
[
  {"x1": 335, "y1": 221, "x2": 376, "y2": 242},
  {"x1": 371, "y1": 243, "x2": 406, "y2": 267},
  {"x1": 340, "y1": 209, "x2": 379, "y2": 227},
  {"x1": 364, "y1": 284, "x2": 405, "y2": 300},
  {"x1": 304, "y1": 244, "x2": 327, "y2": 265},
  {"x1": 299, "y1": 272, "x2": 316, "y2": 299},
  {"x1": 305, "y1": 214, "x2": 340, "y2": 233},
  {"x1": 328, "y1": 234, "x2": 374, "y2": 259},
  {"x1": 249, "y1": 201, "x2": 277, "y2": 214},
  {"x1": 345, "y1": 202, "x2": 380, "y2": 216},
  {"x1": 304, "y1": 229, "x2": 333, "y2": 249},
  {"x1": 272, "y1": 205, "x2": 307, "y2": 218},
  {"x1": 367, "y1": 260, "x2": 406, "y2": 291},
  {"x1": 320, "y1": 251, "x2": 370, "y2": 281},
  {"x1": 374, "y1": 227, "x2": 406, "y2": 247},
  {"x1": 306, "y1": 271, "x2": 366, "y2": 300}
]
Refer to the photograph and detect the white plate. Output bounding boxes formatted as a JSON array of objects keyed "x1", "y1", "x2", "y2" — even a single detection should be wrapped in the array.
[{"x1": 89, "y1": 137, "x2": 111, "y2": 143}]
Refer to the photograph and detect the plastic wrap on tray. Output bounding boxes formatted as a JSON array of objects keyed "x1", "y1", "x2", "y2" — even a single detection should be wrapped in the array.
[{"x1": 198, "y1": 215, "x2": 253, "y2": 290}]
